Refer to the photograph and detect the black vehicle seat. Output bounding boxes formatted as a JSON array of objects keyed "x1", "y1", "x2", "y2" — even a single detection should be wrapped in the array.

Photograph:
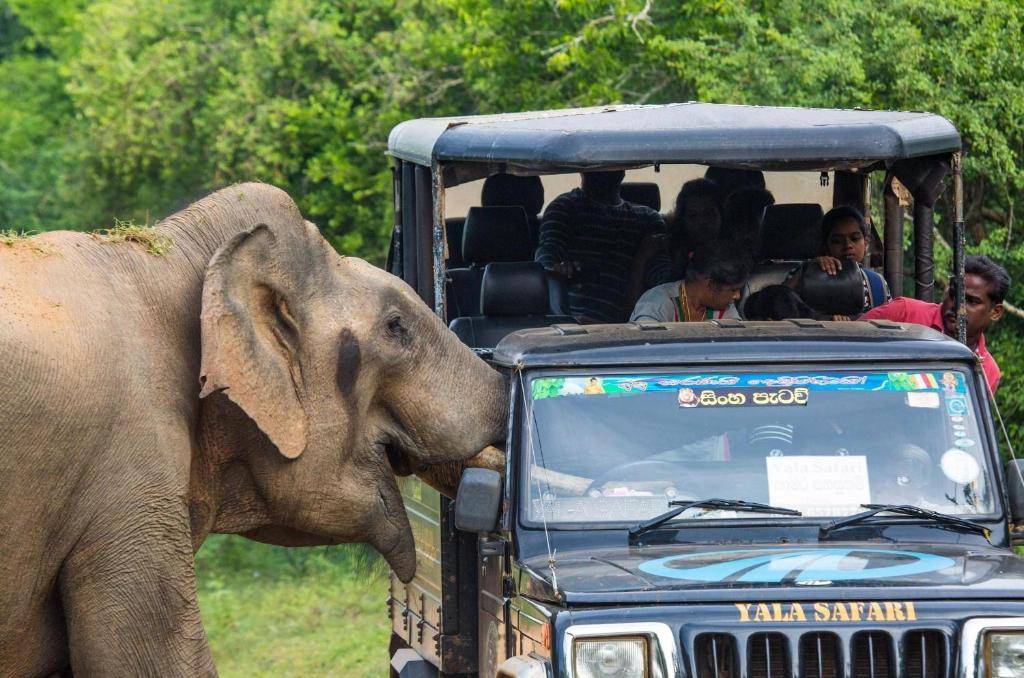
[
  {"x1": 797, "y1": 260, "x2": 869, "y2": 316},
  {"x1": 449, "y1": 262, "x2": 577, "y2": 348},
  {"x1": 481, "y1": 174, "x2": 545, "y2": 246},
  {"x1": 758, "y1": 203, "x2": 824, "y2": 261},
  {"x1": 445, "y1": 206, "x2": 533, "y2": 320},
  {"x1": 445, "y1": 216, "x2": 466, "y2": 268},
  {"x1": 737, "y1": 204, "x2": 825, "y2": 317},
  {"x1": 620, "y1": 182, "x2": 661, "y2": 212}
]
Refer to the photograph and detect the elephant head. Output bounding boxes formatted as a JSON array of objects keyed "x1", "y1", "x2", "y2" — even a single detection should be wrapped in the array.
[{"x1": 197, "y1": 220, "x2": 506, "y2": 581}]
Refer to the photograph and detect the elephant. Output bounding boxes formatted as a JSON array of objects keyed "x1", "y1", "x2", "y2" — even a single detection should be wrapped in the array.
[{"x1": 0, "y1": 183, "x2": 508, "y2": 676}]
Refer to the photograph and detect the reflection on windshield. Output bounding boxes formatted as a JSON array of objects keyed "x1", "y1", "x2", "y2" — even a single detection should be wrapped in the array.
[{"x1": 524, "y1": 370, "x2": 992, "y2": 525}]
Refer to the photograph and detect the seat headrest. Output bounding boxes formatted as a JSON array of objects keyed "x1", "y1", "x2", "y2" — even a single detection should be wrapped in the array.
[
  {"x1": 796, "y1": 261, "x2": 868, "y2": 315},
  {"x1": 462, "y1": 206, "x2": 533, "y2": 265},
  {"x1": 480, "y1": 262, "x2": 549, "y2": 316},
  {"x1": 481, "y1": 174, "x2": 545, "y2": 216},
  {"x1": 759, "y1": 203, "x2": 825, "y2": 260},
  {"x1": 620, "y1": 182, "x2": 661, "y2": 211}
]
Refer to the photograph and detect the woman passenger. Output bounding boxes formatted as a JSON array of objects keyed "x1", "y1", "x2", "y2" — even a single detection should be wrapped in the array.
[{"x1": 630, "y1": 241, "x2": 752, "y2": 322}]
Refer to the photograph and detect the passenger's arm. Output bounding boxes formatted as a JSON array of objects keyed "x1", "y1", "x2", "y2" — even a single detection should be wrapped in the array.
[{"x1": 535, "y1": 197, "x2": 575, "y2": 277}]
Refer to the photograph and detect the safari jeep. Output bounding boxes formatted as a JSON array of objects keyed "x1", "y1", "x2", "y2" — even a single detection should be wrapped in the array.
[{"x1": 384, "y1": 104, "x2": 1024, "y2": 678}]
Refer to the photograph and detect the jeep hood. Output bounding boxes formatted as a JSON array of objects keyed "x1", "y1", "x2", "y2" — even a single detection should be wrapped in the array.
[{"x1": 517, "y1": 542, "x2": 1024, "y2": 605}]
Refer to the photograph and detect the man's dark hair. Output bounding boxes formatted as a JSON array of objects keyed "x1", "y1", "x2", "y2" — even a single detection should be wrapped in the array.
[
  {"x1": 668, "y1": 178, "x2": 722, "y2": 251},
  {"x1": 722, "y1": 187, "x2": 775, "y2": 244},
  {"x1": 821, "y1": 205, "x2": 868, "y2": 244},
  {"x1": 686, "y1": 240, "x2": 753, "y2": 287},
  {"x1": 965, "y1": 254, "x2": 1011, "y2": 304},
  {"x1": 704, "y1": 167, "x2": 766, "y2": 197},
  {"x1": 672, "y1": 178, "x2": 723, "y2": 219}
]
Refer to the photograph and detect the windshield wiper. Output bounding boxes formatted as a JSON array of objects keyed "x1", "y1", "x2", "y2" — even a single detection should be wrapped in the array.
[
  {"x1": 818, "y1": 504, "x2": 990, "y2": 541},
  {"x1": 629, "y1": 499, "x2": 801, "y2": 540}
]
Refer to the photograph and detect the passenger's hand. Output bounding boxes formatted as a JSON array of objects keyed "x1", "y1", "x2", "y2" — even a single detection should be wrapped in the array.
[
  {"x1": 815, "y1": 256, "x2": 843, "y2": 276},
  {"x1": 550, "y1": 261, "x2": 582, "y2": 280},
  {"x1": 832, "y1": 314, "x2": 851, "y2": 321}
]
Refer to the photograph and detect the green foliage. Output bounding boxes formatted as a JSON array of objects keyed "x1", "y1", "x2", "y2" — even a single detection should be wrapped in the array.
[
  {"x1": 195, "y1": 536, "x2": 388, "y2": 676},
  {"x1": 3, "y1": 0, "x2": 1024, "y2": 444}
]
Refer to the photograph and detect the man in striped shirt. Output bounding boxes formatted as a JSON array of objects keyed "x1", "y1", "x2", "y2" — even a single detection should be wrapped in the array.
[{"x1": 535, "y1": 171, "x2": 670, "y2": 323}]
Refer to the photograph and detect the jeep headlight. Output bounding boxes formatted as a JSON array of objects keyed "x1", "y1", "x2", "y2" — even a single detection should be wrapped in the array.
[
  {"x1": 565, "y1": 623, "x2": 674, "y2": 678},
  {"x1": 574, "y1": 637, "x2": 648, "y2": 677},
  {"x1": 985, "y1": 632, "x2": 1024, "y2": 677}
]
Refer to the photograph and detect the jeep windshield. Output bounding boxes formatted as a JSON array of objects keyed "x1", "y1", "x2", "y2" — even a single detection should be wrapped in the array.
[{"x1": 522, "y1": 369, "x2": 995, "y2": 526}]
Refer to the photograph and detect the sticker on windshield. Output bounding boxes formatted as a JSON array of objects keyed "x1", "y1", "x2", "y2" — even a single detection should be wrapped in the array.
[
  {"x1": 530, "y1": 371, "x2": 967, "y2": 401},
  {"x1": 941, "y1": 449, "x2": 981, "y2": 484},
  {"x1": 766, "y1": 456, "x2": 871, "y2": 516},
  {"x1": 678, "y1": 387, "x2": 809, "y2": 408},
  {"x1": 887, "y1": 372, "x2": 939, "y2": 390},
  {"x1": 906, "y1": 392, "x2": 940, "y2": 408},
  {"x1": 946, "y1": 396, "x2": 968, "y2": 416}
]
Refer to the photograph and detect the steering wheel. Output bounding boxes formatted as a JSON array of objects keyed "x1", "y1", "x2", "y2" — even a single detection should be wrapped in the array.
[{"x1": 584, "y1": 460, "x2": 698, "y2": 498}]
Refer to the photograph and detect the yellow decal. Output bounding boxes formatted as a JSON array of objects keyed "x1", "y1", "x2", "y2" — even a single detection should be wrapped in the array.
[{"x1": 736, "y1": 601, "x2": 917, "y2": 623}]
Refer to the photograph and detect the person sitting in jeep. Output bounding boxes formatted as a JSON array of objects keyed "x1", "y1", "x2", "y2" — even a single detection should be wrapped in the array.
[
  {"x1": 630, "y1": 241, "x2": 752, "y2": 322},
  {"x1": 803, "y1": 206, "x2": 890, "y2": 312},
  {"x1": 535, "y1": 170, "x2": 668, "y2": 323}
]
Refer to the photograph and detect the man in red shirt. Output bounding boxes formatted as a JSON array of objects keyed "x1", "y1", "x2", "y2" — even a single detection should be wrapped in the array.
[{"x1": 860, "y1": 255, "x2": 1010, "y2": 394}]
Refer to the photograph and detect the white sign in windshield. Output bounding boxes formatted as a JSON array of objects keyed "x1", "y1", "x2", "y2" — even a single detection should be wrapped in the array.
[{"x1": 767, "y1": 456, "x2": 871, "y2": 516}]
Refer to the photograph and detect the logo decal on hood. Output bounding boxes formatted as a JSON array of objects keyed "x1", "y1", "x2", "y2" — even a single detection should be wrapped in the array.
[{"x1": 638, "y1": 548, "x2": 954, "y2": 583}]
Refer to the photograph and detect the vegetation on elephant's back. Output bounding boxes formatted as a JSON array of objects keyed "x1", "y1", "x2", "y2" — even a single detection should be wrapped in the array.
[{"x1": 2, "y1": 2, "x2": 1024, "y2": 426}]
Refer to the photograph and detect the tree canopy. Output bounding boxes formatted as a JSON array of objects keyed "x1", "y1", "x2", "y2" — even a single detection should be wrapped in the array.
[{"x1": 3, "y1": 0, "x2": 1024, "y2": 439}]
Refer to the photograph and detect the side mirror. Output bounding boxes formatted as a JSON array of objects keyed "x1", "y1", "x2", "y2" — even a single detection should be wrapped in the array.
[
  {"x1": 1005, "y1": 461, "x2": 1024, "y2": 524},
  {"x1": 454, "y1": 468, "x2": 502, "y2": 534}
]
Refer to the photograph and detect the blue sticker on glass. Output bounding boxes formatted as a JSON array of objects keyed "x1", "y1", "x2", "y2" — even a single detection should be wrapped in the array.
[
  {"x1": 946, "y1": 396, "x2": 968, "y2": 416},
  {"x1": 638, "y1": 548, "x2": 955, "y2": 583}
]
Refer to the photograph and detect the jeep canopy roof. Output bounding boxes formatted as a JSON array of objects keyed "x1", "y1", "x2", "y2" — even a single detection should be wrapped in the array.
[
  {"x1": 386, "y1": 103, "x2": 968, "y2": 340},
  {"x1": 490, "y1": 320, "x2": 975, "y2": 369},
  {"x1": 387, "y1": 103, "x2": 961, "y2": 183}
]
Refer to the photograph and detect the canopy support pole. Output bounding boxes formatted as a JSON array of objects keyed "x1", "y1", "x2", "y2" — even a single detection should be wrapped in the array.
[
  {"x1": 431, "y1": 161, "x2": 447, "y2": 319},
  {"x1": 884, "y1": 175, "x2": 904, "y2": 296},
  {"x1": 913, "y1": 202, "x2": 935, "y2": 301},
  {"x1": 953, "y1": 152, "x2": 966, "y2": 344}
]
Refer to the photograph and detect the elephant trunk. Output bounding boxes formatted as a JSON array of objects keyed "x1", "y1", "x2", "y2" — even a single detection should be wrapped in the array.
[{"x1": 415, "y1": 444, "x2": 505, "y2": 499}]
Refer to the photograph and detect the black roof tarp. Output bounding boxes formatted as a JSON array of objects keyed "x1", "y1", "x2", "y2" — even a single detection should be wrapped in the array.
[{"x1": 387, "y1": 103, "x2": 961, "y2": 185}]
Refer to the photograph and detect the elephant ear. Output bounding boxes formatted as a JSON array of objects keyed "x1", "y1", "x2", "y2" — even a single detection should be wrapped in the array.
[{"x1": 199, "y1": 222, "x2": 322, "y2": 459}]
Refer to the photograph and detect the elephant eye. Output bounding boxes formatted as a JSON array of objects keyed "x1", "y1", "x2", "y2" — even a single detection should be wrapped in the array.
[{"x1": 384, "y1": 313, "x2": 410, "y2": 345}]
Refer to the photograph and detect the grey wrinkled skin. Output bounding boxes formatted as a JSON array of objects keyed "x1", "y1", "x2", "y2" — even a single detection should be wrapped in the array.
[{"x1": 0, "y1": 183, "x2": 507, "y2": 677}]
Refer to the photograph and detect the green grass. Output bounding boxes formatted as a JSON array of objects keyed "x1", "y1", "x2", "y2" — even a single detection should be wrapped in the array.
[
  {"x1": 91, "y1": 218, "x2": 173, "y2": 255},
  {"x1": 195, "y1": 535, "x2": 391, "y2": 677}
]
